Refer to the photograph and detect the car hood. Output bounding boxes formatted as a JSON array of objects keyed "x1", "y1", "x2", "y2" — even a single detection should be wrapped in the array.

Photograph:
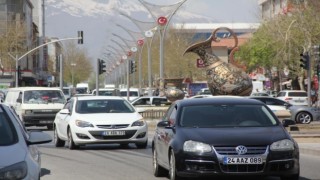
[
  {"x1": 74, "y1": 113, "x2": 143, "y2": 124},
  {"x1": 178, "y1": 126, "x2": 289, "y2": 146},
  {"x1": 0, "y1": 143, "x2": 26, "y2": 167}
]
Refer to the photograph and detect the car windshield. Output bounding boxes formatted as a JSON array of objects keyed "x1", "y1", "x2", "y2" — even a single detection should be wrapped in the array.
[
  {"x1": 24, "y1": 90, "x2": 66, "y2": 104},
  {"x1": 0, "y1": 110, "x2": 18, "y2": 146},
  {"x1": 76, "y1": 99, "x2": 135, "y2": 113},
  {"x1": 180, "y1": 104, "x2": 278, "y2": 128}
]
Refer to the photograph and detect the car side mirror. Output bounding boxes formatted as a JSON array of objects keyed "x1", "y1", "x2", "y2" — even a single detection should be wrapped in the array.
[
  {"x1": 157, "y1": 120, "x2": 170, "y2": 128},
  {"x1": 282, "y1": 119, "x2": 296, "y2": 127},
  {"x1": 16, "y1": 98, "x2": 22, "y2": 103},
  {"x1": 60, "y1": 109, "x2": 70, "y2": 114}
]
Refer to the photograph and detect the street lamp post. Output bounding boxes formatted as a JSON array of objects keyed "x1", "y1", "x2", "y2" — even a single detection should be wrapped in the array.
[{"x1": 71, "y1": 63, "x2": 76, "y2": 87}]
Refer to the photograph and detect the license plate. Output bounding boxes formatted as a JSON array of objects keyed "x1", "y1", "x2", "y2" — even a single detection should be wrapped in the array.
[
  {"x1": 101, "y1": 131, "x2": 125, "y2": 136},
  {"x1": 40, "y1": 121, "x2": 52, "y2": 124},
  {"x1": 223, "y1": 157, "x2": 262, "y2": 165}
]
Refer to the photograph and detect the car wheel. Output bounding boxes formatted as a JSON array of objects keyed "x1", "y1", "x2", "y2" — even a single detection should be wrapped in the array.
[
  {"x1": 152, "y1": 148, "x2": 167, "y2": 177},
  {"x1": 54, "y1": 127, "x2": 65, "y2": 147},
  {"x1": 135, "y1": 139, "x2": 148, "y2": 149},
  {"x1": 67, "y1": 129, "x2": 79, "y2": 150},
  {"x1": 169, "y1": 149, "x2": 181, "y2": 180},
  {"x1": 296, "y1": 112, "x2": 312, "y2": 124},
  {"x1": 281, "y1": 173, "x2": 299, "y2": 180}
]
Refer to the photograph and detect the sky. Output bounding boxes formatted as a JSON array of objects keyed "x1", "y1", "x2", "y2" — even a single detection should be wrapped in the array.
[{"x1": 45, "y1": 0, "x2": 261, "y2": 62}]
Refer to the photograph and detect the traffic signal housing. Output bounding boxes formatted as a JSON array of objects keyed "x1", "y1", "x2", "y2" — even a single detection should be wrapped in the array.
[
  {"x1": 78, "y1": 31, "x2": 83, "y2": 44},
  {"x1": 129, "y1": 60, "x2": 136, "y2": 74},
  {"x1": 300, "y1": 53, "x2": 309, "y2": 70},
  {"x1": 98, "y1": 59, "x2": 106, "y2": 75}
]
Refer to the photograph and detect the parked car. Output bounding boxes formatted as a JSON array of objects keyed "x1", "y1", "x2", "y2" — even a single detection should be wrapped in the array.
[
  {"x1": 152, "y1": 97, "x2": 299, "y2": 180},
  {"x1": 276, "y1": 90, "x2": 308, "y2": 106},
  {"x1": 189, "y1": 94, "x2": 213, "y2": 98},
  {"x1": 0, "y1": 104, "x2": 52, "y2": 180},
  {"x1": 249, "y1": 96, "x2": 319, "y2": 124},
  {"x1": 196, "y1": 88, "x2": 211, "y2": 95},
  {"x1": 53, "y1": 96, "x2": 148, "y2": 149},
  {"x1": 131, "y1": 96, "x2": 168, "y2": 106}
]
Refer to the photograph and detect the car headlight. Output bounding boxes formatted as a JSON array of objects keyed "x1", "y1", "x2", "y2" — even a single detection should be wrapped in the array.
[
  {"x1": 183, "y1": 140, "x2": 212, "y2": 153},
  {"x1": 270, "y1": 139, "x2": 294, "y2": 151},
  {"x1": 75, "y1": 120, "x2": 93, "y2": 127},
  {"x1": 0, "y1": 161, "x2": 27, "y2": 180},
  {"x1": 25, "y1": 110, "x2": 33, "y2": 115},
  {"x1": 132, "y1": 120, "x2": 145, "y2": 127}
]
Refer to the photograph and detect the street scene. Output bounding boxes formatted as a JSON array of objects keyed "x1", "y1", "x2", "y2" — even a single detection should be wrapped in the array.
[{"x1": 1, "y1": 0, "x2": 320, "y2": 180}]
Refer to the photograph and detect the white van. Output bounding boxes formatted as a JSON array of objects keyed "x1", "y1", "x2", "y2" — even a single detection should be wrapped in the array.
[
  {"x1": 4, "y1": 87, "x2": 66, "y2": 129},
  {"x1": 119, "y1": 88, "x2": 141, "y2": 101}
]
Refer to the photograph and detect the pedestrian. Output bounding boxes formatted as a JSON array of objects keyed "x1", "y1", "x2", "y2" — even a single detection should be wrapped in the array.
[{"x1": 311, "y1": 86, "x2": 317, "y2": 106}]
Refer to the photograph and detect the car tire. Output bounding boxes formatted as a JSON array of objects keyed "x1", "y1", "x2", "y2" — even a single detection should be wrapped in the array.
[
  {"x1": 296, "y1": 112, "x2": 312, "y2": 124},
  {"x1": 54, "y1": 127, "x2": 65, "y2": 147},
  {"x1": 135, "y1": 139, "x2": 148, "y2": 149},
  {"x1": 281, "y1": 173, "x2": 299, "y2": 180},
  {"x1": 169, "y1": 149, "x2": 182, "y2": 180},
  {"x1": 67, "y1": 129, "x2": 79, "y2": 150},
  {"x1": 152, "y1": 148, "x2": 167, "y2": 177}
]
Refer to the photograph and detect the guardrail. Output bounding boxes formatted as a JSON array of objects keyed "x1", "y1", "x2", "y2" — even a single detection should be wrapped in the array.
[{"x1": 140, "y1": 109, "x2": 167, "y2": 119}]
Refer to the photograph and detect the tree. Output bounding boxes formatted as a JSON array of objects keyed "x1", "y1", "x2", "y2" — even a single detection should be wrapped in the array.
[
  {"x1": 0, "y1": 22, "x2": 28, "y2": 73},
  {"x1": 62, "y1": 41, "x2": 93, "y2": 87}
]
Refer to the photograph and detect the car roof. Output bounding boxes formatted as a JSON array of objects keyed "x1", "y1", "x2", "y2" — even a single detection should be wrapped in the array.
[
  {"x1": 75, "y1": 96, "x2": 125, "y2": 100},
  {"x1": 7, "y1": 87, "x2": 62, "y2": 91},
  {"x1": 176, "y1": 96, "x2": 264, "y2": 106}
]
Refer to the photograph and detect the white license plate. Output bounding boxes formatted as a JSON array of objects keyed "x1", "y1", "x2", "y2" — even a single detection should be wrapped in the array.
[
  {"x1": 102, "y1": 131, "x2": 125, "y2": 136},
  {"x1": 223, "y1": 157, "x2": 262, "y2": 165},
  {"x1": 40, "y1": 121, "x2": 52, "y2": 124}
]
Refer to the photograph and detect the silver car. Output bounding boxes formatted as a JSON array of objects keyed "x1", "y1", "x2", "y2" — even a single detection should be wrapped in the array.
[
  {"x1": 249, "y1": 96, "x2": 320, "y2": 124},
  {"x1": 0, "y1": 104, "x2": 52, "y2": 179}
]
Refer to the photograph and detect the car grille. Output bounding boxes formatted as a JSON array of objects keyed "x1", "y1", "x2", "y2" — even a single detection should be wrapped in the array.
[
  {"x1": 214, "y1": 146, "x2": 268, "y2": 173},
  {"x1": 214, "y1": 146, "x2": 267, "y2": 155},
  {"x1": 219, "y1": 163, "x2": 265, "y2": 173},
  {"x1": 32, "y1": 109, "x2": 60, "y2": 115},
  {"x1": 89, "y1": 130, "x2": 137, "y2": 140},
  {"x1": 96, "y1": 124, "x2": 130, "y2": 129}
]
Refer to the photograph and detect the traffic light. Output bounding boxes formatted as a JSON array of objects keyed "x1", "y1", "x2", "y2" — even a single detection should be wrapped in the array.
[
  {"x1": 129, "y1": 60, "x2": 136, "y2": 74},
  {"x1": 300, "y1": 53, "x2": 309, "y2": 70},
  {"x1": 78, "y1": 31, "x2": 83, "y2": 44},
  {"x1": 98, "y1": 59, "x2": 106, "y2": 75}
]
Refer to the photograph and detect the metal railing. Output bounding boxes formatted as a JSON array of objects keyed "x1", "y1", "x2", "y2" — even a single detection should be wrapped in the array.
[{"x1": 140, "y1": 109, "x2": 167, "y2": 119}]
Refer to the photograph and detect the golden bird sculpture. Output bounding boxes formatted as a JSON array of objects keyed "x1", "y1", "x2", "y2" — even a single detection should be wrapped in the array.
[{"x1": 184, "y1": 27, "x2": 252, "y2": 96}]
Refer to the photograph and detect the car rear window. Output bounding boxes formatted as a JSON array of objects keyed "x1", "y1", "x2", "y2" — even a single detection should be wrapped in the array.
[
  {"x1": 0, "y1": 110, "x2": 18, "y2": 146},
  {"x1": 288, "y1": 92, "x2": 307, "y2": 97},
  {"x1": 180, "y1": 104, "x2": 277, "y2": 128}
]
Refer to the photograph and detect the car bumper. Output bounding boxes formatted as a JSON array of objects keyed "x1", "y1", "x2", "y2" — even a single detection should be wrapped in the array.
[
  {"x1": 22, "y1": 114, "x2": 56, "y2": 126},
  {"x1": 71, "y1": 125, "x2": 148, "y2": 145},
  {"x1": 174, "y1": 147, "x2": 299, "y2": 178}
]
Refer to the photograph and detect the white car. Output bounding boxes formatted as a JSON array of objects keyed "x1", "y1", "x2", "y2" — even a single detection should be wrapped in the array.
[
  {"x1": 0, "y1": 104, "x2": 52, "y2": 180},
  {"x1": 53, "y1": 96, "x2": 148, "y2": 149},
  {"x1": 276, "y1": 90, "x2": 308, "y2": 106}
]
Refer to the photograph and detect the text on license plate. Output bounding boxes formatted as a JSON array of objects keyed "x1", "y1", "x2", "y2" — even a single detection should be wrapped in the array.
[
  {"x1": 223, "y1": 157, "x2": 262, "y2": 165},
  {"x1": 102, "y1": 131, "x2": 125, "y2": 136}
]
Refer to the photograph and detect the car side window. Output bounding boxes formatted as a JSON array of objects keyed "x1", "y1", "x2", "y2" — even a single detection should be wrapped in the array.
[
  {"x1": 168, "y1": 107, "x2": 177, "y2": 126},
  {"x1": 163, "y1": 103, "x2": 176, "y2": 121}
]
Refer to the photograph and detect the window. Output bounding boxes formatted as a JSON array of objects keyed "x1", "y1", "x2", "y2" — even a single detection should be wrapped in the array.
[
  {"x1": 0, "y1": 109, "x2": 18, "y2": 146},
  {"x1": 76, "y1": 99, "x2": 135, "y2": 114}
]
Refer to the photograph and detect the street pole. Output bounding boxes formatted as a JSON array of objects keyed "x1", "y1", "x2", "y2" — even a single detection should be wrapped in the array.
[
  {"x1": 59, "y1": 54, "x2": 63, "y2": 90},
  {"x1": 96, "y1": 59, "x2": 99, "y2": 96},
  {"x1": 15, "y1": 55, "x2": 18, "y2": 87}
]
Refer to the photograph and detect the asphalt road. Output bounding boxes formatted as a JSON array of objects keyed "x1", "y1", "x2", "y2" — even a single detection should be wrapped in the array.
[{"x1": 37, "y1": 130, "x2": 320, "y2": 180}]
